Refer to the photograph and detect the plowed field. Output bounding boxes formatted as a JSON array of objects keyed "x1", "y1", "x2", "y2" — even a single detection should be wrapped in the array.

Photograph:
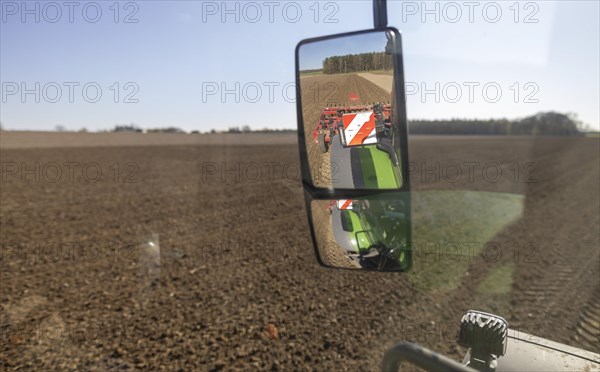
[{"x1": 1, "y1": 133, "x2": 598, "y2": 370}]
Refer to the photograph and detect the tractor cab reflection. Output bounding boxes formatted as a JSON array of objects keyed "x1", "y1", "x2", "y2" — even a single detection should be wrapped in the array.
[{"x1": 328, "y1": 198, "x2": 410, "y2": 271}]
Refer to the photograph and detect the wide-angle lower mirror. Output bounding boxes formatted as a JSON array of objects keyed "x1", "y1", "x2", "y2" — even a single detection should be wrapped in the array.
[
  {"x1": 310, "y1": 195, "x2": 411, "y2": 271},
  {"x1": 296, "y1": 28, "x2": 407, "y2": 190}
]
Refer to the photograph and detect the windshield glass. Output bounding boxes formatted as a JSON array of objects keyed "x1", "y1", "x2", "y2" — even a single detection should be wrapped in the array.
[{"x1": 1, "y1": 1, "x2": 598, "y2": 370}]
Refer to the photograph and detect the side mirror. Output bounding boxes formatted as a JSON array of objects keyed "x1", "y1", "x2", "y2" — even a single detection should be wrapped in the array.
[
  {"x1": 295, "y1": 28, "x2": 408, "y2": 191},
  {"x1": 295, "y1": 28, "x2": 411, "y2": 271}
]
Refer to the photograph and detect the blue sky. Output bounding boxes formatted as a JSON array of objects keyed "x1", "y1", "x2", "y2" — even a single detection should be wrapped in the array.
[{"x1": 1, "y1": 1, "x2": 599, "y2": 132}]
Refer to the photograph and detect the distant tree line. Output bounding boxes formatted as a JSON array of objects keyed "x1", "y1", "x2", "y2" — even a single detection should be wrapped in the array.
[
  {"x1": 323, "y1": 52, "x2": 392, "y2": 74},
  {"x1": 251, "y1": 128, "x2": 296, "y2": 133},
  {"x1": 225, "y1": 126, "x2": 295, "y2": 134},
  {"x1": 409, "y1": 112, "x2": 583, "y2": 136},
  {"x1": 114, "y1": 125, "x2": 142, "y2": 132},
  {"x1": 226, "y1": 126, "x2": 252, "y2": 133},
  {"x1": 146, "y1": 127, "x2": 184, "y2": 133}
]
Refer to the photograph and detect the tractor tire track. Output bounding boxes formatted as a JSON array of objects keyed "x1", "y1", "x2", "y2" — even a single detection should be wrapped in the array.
[{"x1": 573, "y1": 284, "x2": 600, "y2": 353}]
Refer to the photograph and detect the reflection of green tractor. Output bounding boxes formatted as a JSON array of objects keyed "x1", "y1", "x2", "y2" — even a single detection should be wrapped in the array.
[{"x1": 331, "y1": 198, "x2": 410, "y2": 270}]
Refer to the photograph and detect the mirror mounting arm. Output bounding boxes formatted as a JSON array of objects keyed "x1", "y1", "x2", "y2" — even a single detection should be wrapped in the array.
[{"x1": 373, "y1": 0, "x2": 388, "y2": 28}]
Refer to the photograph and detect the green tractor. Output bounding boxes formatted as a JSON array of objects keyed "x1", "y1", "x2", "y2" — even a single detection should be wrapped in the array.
[{"x1": 331, "y1": 198, "x2": 410, "y2": 271}]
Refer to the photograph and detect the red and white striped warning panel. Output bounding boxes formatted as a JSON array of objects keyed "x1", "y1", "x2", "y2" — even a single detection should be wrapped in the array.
[
  {"x1": 336, "y1": 200, "x2": 354, "y2": 210},
  {"x1": 341, "y1": 111, "x2": 376, "y2": 146}
]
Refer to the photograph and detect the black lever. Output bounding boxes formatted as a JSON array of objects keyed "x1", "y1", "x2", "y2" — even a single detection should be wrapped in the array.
[{"x1": 382, "y1": 342, "x2": 477, "y2": 372}]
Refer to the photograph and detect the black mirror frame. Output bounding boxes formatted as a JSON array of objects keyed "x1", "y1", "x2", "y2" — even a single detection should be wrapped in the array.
[{"x1": 294, "y1": 27, "x2": 412, "y2": 271}]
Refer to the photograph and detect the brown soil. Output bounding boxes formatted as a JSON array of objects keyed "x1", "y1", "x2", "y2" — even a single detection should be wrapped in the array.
[
  {"x1": 0, "y1": 134, "x2": 598, "y2": 370},
  {"x1": 0, "y1": 132, "x2": 296, "y2": 149},
  {"x1": 357, "y1": 73, "x2": 393, "y2": 93}
]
